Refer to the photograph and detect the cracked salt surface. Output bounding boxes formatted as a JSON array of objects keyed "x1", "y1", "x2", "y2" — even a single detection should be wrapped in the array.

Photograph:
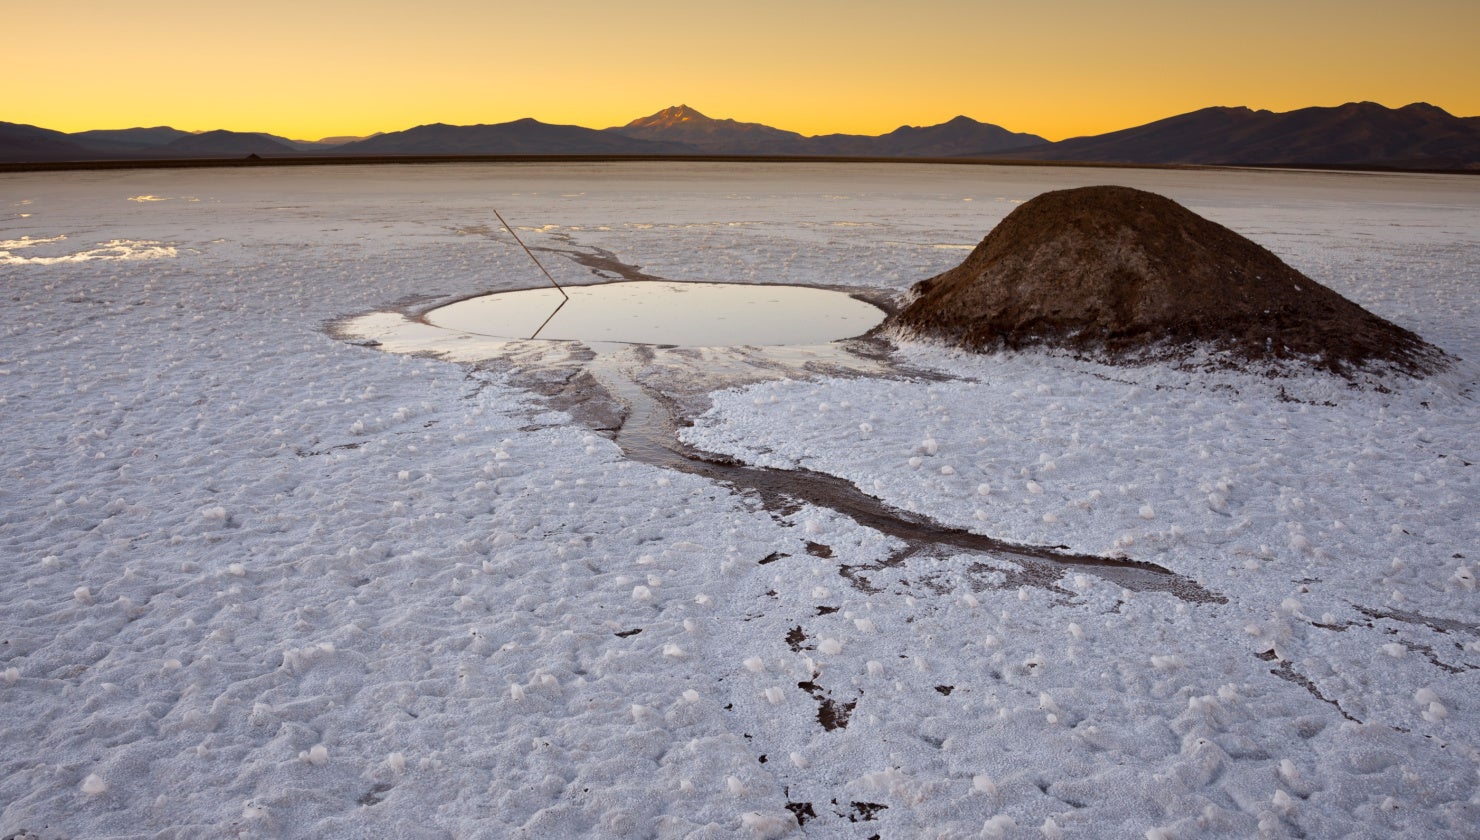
[{"x1": 2, "y1": 161, "x2": 1479, "y2": 838}]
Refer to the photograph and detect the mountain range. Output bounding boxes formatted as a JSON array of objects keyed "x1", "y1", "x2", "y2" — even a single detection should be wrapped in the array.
[{"x1": 4, "y1": 102, "x2": 1478, "y2": 170}]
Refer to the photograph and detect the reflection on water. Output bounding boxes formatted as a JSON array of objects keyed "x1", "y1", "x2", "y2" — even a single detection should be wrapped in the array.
[{"x1": 424, "y1": 281, "x2": 886, "y2": 346}]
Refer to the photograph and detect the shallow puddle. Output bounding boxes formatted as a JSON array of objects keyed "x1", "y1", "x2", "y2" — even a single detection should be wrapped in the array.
[{"x1": 424, "y1": 280, "x2": 886, "y2": 346}]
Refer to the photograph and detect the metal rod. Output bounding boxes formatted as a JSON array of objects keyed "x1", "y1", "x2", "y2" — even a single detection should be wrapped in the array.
[
  {"x1": 529, "y1": 295, "x2": 568, "y2": 341},
  {"x1": 494, "y1": 209, "x2": 567, "y2": 300}
]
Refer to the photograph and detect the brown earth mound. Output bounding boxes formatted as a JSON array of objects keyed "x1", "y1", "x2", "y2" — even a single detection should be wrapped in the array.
[{"x1": 883, "y1": 185, "x2": 1447, "y2": 378}]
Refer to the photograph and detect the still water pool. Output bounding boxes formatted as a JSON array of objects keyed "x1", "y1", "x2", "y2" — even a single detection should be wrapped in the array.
[{"x1": 424, "y1": 280, "x2": 886, "y2": 346}]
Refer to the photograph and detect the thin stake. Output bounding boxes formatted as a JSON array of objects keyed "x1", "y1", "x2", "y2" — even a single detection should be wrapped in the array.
[
  {"x1": 528, "y1": 295, "x2": 568, "y2": 341},
  {"x1": 494, "y1": 209, "x2": 567, "y2": 300}
]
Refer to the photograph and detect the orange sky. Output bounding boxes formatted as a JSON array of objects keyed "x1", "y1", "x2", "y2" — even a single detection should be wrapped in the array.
[{"x1": 8, "y1": 0, "x2": 1478, "y2": 141}]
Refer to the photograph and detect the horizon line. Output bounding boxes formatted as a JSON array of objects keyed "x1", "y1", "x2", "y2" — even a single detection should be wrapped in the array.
[{"x1": 19, "y1": 98, "x2": 1472, "y2": 145}]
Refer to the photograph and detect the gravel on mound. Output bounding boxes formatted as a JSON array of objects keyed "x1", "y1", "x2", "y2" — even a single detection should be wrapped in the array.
[{"x1": 883, "y1": 185, "x2": 1448, "y2": 378}]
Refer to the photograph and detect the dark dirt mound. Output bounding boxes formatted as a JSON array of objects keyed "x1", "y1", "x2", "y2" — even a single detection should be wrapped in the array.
[{"x1": 883, "y1": 185, "x2": 1448, "y2": 378}]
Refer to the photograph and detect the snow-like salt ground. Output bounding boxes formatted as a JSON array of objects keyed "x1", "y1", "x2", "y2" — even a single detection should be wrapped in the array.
[{"x1": 2, "y1": 162, "x2": 1478, "y2": 838}]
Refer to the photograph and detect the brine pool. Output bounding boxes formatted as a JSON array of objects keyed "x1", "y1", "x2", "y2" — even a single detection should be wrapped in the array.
[{"x1": 423, "y1": 280, "x2": 886, "y2": 346}]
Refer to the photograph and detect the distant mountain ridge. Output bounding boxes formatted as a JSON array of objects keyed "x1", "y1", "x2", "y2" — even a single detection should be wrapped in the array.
[
  {"x1": 333, "y1": 119, "x2": 695, "y2": 156},
  {"x1": 992, "y1": 101, "x2": 1480, "y2": 168},
  {"x1": 604, "y1": 105, "x2": 1047, "y2": 157},
  {"x1": 3, "y1": 102, "x2": 1477, "y2": 169}
]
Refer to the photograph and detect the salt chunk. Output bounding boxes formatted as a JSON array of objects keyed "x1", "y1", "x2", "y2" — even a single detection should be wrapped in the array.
[
  {"x1": 853, "y1": 618, "x2": 876, "y2": 633},
  {"x1": 631, "y1": 585, "x2": 652, "y2": 602},
  {"x1": 242, "y1": 800, "x2": 269, "y2": 820},
  {"x1": 81, "y1": 773, "x2": 108, "y2": 795},
  {"x1": 790, "y1": 751, "x2": 809, "y2": 768},
  {"x1": 1451, "y1": 566, "x2": 1475, "y2": 590},
  {"x1": 300, "y1": 744, "x2": 328, "y2": 765},
  {"x1": 982, "y1": 814, "x2": 1017, "y2": 837},
  {"x1": 1272, "y1": 788, "x2": 1295, "y2": 815},
  {"x1": 1139, "y1": 504, "x2": 1155, "y2": 520},
  {"x1": 1381, "y1": 643, "x2": 1406, "y2": 658},
  {"x1": 727, "y1": 775, "x2": 747, "y2": 795},
  {"x1": 866, "y1": 660, "x2": 884, "y2": 676},
  {"x1": 1278, "y1": 759, "x2": 1300, "y2": 785},
  {"x1": 818, "y1": 638, "x2": 842, "y2": 655},
  {"x1": 739, "y1": 811, "x2": 796, "y2": 839},
  {"x1": 972, "y1": 774, "x2": 998, "y2": 796},
  {"x1": 977, "y1": 483, "x2": 992, "y2": 496},
  {"x1": 386, "y1": 752, "x2": 406, "y2": 772},
  {"x1": 683, "y1": 689, "x2": 700, "y2": 703},
  {"x1": 3, "y1": 667, "x2": 17, "y2": 684},
  {"x1": 763, "y1": 687, "x2": 784, "y2": 705},
  {"x1": 743, "y1": 657, "x2": 766, "y2": 672},
  {"x1": 662, "y1": 644, "x2": 687, "y2": 659}
]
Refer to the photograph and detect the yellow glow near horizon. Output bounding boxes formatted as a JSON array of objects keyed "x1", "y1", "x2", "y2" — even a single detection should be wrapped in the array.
[{"x1": 6, "y1": 0, "x2": 1478, "y2": 141}]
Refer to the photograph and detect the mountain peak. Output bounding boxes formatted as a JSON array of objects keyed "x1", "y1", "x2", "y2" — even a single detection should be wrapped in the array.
[{"x1": 626, "y1": 105, "x2": 712, "y2": 129}]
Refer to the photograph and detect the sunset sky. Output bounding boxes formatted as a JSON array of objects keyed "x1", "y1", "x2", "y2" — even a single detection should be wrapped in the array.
[{"x1": 9, "y1": 0, "x2": 1478, "y2": 141}]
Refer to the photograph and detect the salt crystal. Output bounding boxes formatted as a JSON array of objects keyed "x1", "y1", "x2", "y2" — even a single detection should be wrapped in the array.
[
  {"x1": 982, "y1": 815, "x2": 1015, "y2": 837},
  {"x1": 81, "y1": 773, "x2": 107, "y2": 795}
]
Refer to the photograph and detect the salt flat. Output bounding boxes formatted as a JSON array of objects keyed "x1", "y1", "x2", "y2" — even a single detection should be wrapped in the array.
[{"x1": 2, "y1": 162, "x2": 1478, "y2": 838}]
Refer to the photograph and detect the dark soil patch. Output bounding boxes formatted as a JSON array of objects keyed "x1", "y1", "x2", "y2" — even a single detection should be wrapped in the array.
[{"x1": 883, "y1": 185, "x2": 1449, "y2": 379}]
